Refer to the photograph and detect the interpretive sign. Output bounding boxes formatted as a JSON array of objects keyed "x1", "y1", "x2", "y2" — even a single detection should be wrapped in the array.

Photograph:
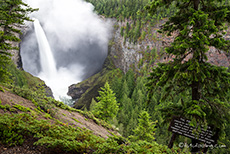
[{"x1": 168, "y1": 117, "x2": 218, "y2": 145}]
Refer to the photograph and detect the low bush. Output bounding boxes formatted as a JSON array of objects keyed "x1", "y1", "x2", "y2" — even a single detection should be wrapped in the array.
[{"x1": 0, "y1": 113, "x2": 181, "y2": 153}]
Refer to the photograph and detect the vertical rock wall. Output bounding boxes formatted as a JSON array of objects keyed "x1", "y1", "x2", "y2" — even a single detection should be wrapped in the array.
[{"x1": 109, "y1": 20, "x2": 230, "y2": 73}]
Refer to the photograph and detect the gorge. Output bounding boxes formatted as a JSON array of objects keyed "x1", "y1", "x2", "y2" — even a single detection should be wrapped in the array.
[
  {"x1": 1, "y1": 0, "x2": 230, "y2": 153},
  {"x1": 20, "y1": 0, "x2": 111, "y2": 100}
]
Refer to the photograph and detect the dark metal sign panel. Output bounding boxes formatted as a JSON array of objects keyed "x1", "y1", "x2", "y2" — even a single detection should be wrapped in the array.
[{"x1": 168, "y1": 117, "x2": 218, "y2": 145}]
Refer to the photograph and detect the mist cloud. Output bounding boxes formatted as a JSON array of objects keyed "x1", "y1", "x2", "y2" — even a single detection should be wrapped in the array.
[{"x1": 21, "y1": 0, "x2": 112, "y2": 99}]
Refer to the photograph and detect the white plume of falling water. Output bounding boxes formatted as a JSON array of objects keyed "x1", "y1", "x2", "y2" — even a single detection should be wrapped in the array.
[
  {"x1": 33, "y1": 18, "x2": 81, "y2": 100},
  {"x1": 33, "y1": 19, "x2": 57, "y2": 77},
  {"x1": 21, "y1": 0, "x2": 111, "y2": 102}
]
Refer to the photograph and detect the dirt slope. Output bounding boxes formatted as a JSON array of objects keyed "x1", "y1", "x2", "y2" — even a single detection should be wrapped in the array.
[{"x1": 0, "y1": 90, "x2": 118, "y2": 154}]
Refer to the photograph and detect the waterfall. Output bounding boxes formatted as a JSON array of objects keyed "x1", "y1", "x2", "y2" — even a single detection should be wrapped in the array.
[
  {"x1": 33, "y1": 19, "x2": 57, "y2": 77},
  {"x1": 21, "y1": 0, "x2": 110, "y2": 102},
  {"x1": 33, "y1": 18, "x2": 81, "y2": 100}
]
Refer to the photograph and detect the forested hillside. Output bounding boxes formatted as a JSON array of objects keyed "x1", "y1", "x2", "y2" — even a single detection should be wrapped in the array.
[
  {"x1": 0, "y1": 0, "x2": 183, "y2": 153},
  {"x1": 86, "y1": 0, "x2": 177, "y2": 43},
  {"x1": 1, "y1": 0, "x2": 230, "y2": 153},
  {"x1": 81, "y1": 0, "x2": 230, "y2": 153}
]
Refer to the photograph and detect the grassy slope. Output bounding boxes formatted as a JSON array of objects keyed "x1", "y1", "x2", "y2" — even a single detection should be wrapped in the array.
[
  {"x1": 0, "y1": 85, "x2": 183, "y2": 154},
  {"x1": 0, "y1": 63, "x2": 122, "y2": 153},
  {"x1": 0, "y1": 86, "x2": 119, "y2": 153},
  {"x1": 0, "y1": 63, "x2": 181, "y2": 153}
]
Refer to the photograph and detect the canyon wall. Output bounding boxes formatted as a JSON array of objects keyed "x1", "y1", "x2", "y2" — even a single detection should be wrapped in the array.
[{"x1": 68, "y1": 20, "x2": 230, "y2": 109}]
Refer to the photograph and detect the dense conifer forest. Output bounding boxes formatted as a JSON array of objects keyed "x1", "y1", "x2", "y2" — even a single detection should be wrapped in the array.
[
  {"x1": 86, "y1": 0, "x2": 177, "y2": 43},
  {"x1": 86, "y1": 0, "x2": 230, "y2": 153},
  {"x1": 1, "y1": 0, "x2": 230, "y2": 153}
]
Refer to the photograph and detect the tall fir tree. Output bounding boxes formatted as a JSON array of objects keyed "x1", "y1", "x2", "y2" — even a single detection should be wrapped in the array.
[
  {"x1": 92, "y1": 81, "x2": 119, "y2": 122},
  {"x1": 129, "y1": 111, "x2": 157, "y2": 143},
  {"x1": 0, "y1": 0, "x2": 37, "y2": 82},
  {"x1": 146, "y1": 0, "x2": 230, "y2": 152}
]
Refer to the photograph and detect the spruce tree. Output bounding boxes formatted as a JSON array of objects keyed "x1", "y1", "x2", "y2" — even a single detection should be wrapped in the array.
[
  {"x1": 0, "y1": 0, "x2": 37, "y2": 82},
  {"x1": 125, "y1": 69, "x2": 135, "y2": 97},
  {"x1": 117, "y1": 93, "x2": 133, "y2": 137},
  {"x1": 92, "y1": 82, "x2": 119, "y2": 122},
  {"x1": 145, "y1": 0, "x2": 230, "y2": 152},
  {"x1": 129, "y1": 111, "x2": 157, "y2": 143}
]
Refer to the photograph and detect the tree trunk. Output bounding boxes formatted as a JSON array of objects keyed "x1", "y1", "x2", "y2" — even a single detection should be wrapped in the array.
[
  {"x1": 192, "y1": 81, "x2": 200, "y2": 101},
  {"x1": 168, "y1": 133, "x2": 177, "y2": 148},
  {"x1": 194, "y1": 0, "x2": 200, "y2": 10}
]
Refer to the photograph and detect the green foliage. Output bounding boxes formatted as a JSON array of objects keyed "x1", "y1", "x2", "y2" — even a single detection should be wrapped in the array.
[
  {"x1": 146, "y1": 0, "x2": 230, "y2": 152},
  {"x1": 85, "y1": 0, "x2": 177, "y2": 43},
  {"x1": 0, "y1": 48, "x2": 11, "y2": 83},
  {"x1": 0, "y1": 86, "x2": 5, "y2": 92},
  {"x1": 8, "y1": 84, "x2": 59, "y2": 117},
  {"x1": 0, "y1": 101, "x2": 16, "y2": 112},
  {"x1": 0, "y1": 112, "x2": 178, "y2": 153},
  {"x1": 0, "y1": 113, "x2": 100, "y2": 152},
  {"x1": 129, "y1": 111, "x2": 157, "y2": 143},
  {"x1": 92, "y1": 82, "x2": 119, "y2": 122},
  {"x1": 0, "y1": 0, "x2": 37, "y2": 83},
  {"x1": 110, "y1": 56, "x2": 229, "y2": 152},
  {"x1": 4, "y1": 62, "x2": 46, "y2": 89},
  {"x1": 94, "y1": 135, "x2": 125, "y2": 153},
  {"x1": 11, "y1": 85, "x2": 39, "y2": 100},
  {"x1": 90, "y1": 98, "x2": 97, "y2": 111},
  {"x1": 0, "y1": 124, "x2": 24, "y2": 146},
  {"x1": 34, "y1": 124, "x2": 102, "y2": 153},
  {"x1": 94, "y1": 134, "x2": 184, "y2": 154},
  {"x1": 73, "y1": 68, "x2": 120, "y2": 109},
  {"x1": 13, "y1": 104, "x2": 31, "y2": 112},
  {"x1": 0, "y1": 100, "x2": 6, "y2": 110},
  {"x1": 111, "y1": 70, "x2": 155, "y2": 138},
  {"x1": 52, "y1": 98, "x2": 78, "y2": 112},
  {"x1": 122, "y1": 140, "x2": 180, "y2": 154}
]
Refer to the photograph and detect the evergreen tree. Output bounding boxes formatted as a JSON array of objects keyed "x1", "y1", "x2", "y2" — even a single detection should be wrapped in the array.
[
  {"x1": 0, "y1": 0, "x2": 37, "y2": 82},
  {"x1": 125, "y1": 69, "x2": 135, "y2": 97},
  {"x1": 92, "y1": 82, "x2": 119, "y2": 122},
  {"x1": 129, "y1": 111, "x2": 157, "y2": 143},
  {"x1": 121, "y1": 79, "x2": 129, "y2": 100},
  {"x1": 111, "y1": 76, "x2": 123, "y2": 102},
  {"x1": 90, "y1": 98, "x2": 97, "y2": 111},
  {"x1": 146, "y1": 0, "x2": 230, "y2": 152},
  {"x1": 117, "y1": 93, "x2": 133, "y2": 137}
]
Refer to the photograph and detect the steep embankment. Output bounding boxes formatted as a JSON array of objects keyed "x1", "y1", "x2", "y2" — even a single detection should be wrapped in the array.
[
  {"x1": 0, "y1": 87, "x2": 118, "y2": 153},
  {"x1": 68, "y1": 54, "x2": 122, "y2": 109}
]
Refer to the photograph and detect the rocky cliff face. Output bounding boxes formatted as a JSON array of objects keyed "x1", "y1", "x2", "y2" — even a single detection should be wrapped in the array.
[
  {"x1": 68, "y1": 19, "x2": 230, "y2": 109},
  {"x1": 68, "y1": 56, "x2": 119, "y2": 109},
  {"x1": 0, "y1": 26, "x2": 23, "y2": 68},
  {"x1": 67, "y1": 19, "x2": 166, "y2": 108},
  {"x1": 109, "y1": 20, "x2": 230, "y2": 71},
  {"x1": 109, "y1": 20, "x2": 165, "y2": 73},
  {"x1": 11, "y1": 43, "x2": 23, "y2": 69}
]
